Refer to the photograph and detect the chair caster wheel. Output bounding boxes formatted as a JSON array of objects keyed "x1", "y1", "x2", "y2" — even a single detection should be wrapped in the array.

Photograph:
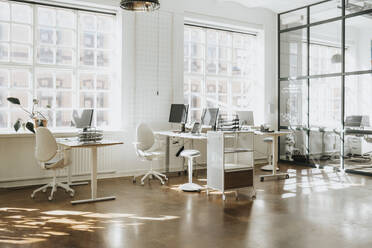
[
  {"x1": 260, "y1": 177, "x2": 264, "y2": 182},
  {"x1": 69, "y1": 191, "x2": 75, "y2": 197},
  {"x1": 165, "y1": 177, "x2": 168, "y2": 181},
  {"x1": 160, "y1": 181, "x2": 165, "y2": 185},
  {"x1": 286, "y1": 174, "x2": 289, "y2": 179},
  {"x1": 48, "y1": 196, "x2": 53, "y2": 201},
  {"x1": 42, "y1": 188, "x2": 47, "y2": 193},
  {"x1": 132, "y1": 178, "x2": 136, "y2": 184},
  {"x1": 140, "y1": 181, "x2": 145, "y2": 186},
  {"x1": 31, "y1": 194, "x2": 35, "y2": 199},
  {"x1": 252, "y1": 195, "x2": 256, "y2": 200}
]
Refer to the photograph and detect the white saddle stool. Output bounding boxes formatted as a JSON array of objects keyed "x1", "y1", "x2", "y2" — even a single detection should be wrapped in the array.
[{"x1": 179, "y1": 149, "x2": 203, "y2": 192}]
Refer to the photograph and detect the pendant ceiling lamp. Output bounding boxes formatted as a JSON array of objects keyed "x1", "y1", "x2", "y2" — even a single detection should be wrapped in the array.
[{"x1": 120, "y1": 0, "x2": 160, "y2": 11}]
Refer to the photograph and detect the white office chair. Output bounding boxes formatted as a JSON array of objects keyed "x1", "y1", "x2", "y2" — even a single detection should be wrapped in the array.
[
  {"x1": 133, "y1": 123, "x2": 168, "y2": 185},
  {"x1": 179, "y1": 149, "x2": 203, "y2": 192},
  {"x1": 31, "y1": 127, "x2": 74, "y2": 201}
]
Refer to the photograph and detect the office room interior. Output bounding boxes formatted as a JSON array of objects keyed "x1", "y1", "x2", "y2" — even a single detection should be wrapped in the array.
[{"x1": 1, "y1": 0, "x2": 372, "y2": 247}]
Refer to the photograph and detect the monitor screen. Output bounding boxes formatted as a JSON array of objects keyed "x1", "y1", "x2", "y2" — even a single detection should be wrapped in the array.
[
  {"x1": 201, "y1": 108, "x2": 219, "y2": 127},
  {"x1": 73, "y1": 109, "x2": 94, "y2": 129},
  {"x1": 237, "y1": 111, "x2": 254, "y2": 126},
  {"x1": 169, "y1": 104, "x2": 188, "y2": 124}
]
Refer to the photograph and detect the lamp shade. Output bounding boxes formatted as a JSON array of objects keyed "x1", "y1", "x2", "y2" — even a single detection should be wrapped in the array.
[{"x1": 120, "y1": 0, "x2": 160, "y2": 11}]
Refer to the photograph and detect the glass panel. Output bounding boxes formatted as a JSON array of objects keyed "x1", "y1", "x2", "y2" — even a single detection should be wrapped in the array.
[
  {"x1": 97, "y1": 16, "x2": 114, "y2": 33},
  {"x1": 0, "y1": 23, "x2": 10, "y2": 41},
  {"x1": 218, "y1": 31, "x2": 231, "y2": 47},
  {"x1": 37, "y1": 91, "x2": 54, "y2": 108},
  {"x1": 56, "y1": 72, "x2": 72, "y2": 89},
  {"x1": 12, "y1": 44, "x2": 31, "y2": 63},
  {"x1": 190, "y1": 27, "x2": 204, "y2": 43},
  {"x1": 36, "y1": 71, "x2": 53, "y2": 89},
  {"x1": 97, "y1": 51, "x2": 110, "y2": 67},
  {"x1": 80, "y1": 14, "x2": 96, "y2": 31},
  {"x1": 80, "y1": 92, "x2": 95, "y2": 108},
  {"x1": 97, "y1": 110, "x2": 109, "y2": 127},
  {"x1": 280, "y1": 28, "x2": 307, "y2": 78},
  {"x1": 97, "y1": 92, "x2": 109, "y2": 108},
  {"x1": 218, "y1": 61, "x2": 228, "y2": 75},
  {"x1": 280, "y1": 80, "x2": 308, "y2": 127},
  {"x1": 0, "y1": 43, "x2": 9, "y2": 62},
  {"x1": 206, "y1": 60, "x2": 217, "y2": 74},
  {"x1": 345, "y1": 15, "x2": 372, "y2": 72},
  {"x1": 0, "y1": 69, "x2": 9, "y2": 87},
  {"x1": 345, "y1": 0, "x2": 372, "y2": 14},
  {"x1": 190, "y1": 59, "x2": 203, "y2": 73},
  {"x1": 12, "y1": 3, "x2": 32, "y2": 24},
  {"x1": 97, "y1": 33, "x2": 111, "y2": 49},
  {"x1": 38, "y1": 47, "x2": 54, "y2": 64},
  {"x1": 280, "y1": 8, "x2": 307, "y2": 30},
  {"x1": 309, "y1": 129, "x2": 341, "y2": 168},
  {"x1": 0, "y1": 111, "x2": 7, "y2": 128},
  {"x1": 80, "y1": 49, "x2": 94, "y2": 66},
  {"x1": 56, "y1": 29, "x2": 74, "y2": 47},
  {"x1": 206, "y1": 79, "x2": 217, "y2": 93},
  {"x1": 39, "y1": 28, "x2": 54, "y2": 45},
  {"x1": 310, "y1": 21, "x2": 342, "y2": 75},
  {"x1": 57, "y1": 10, "x2": 75, "y2": 28},
  {"x1": 81, "y1": 32, "x2": 95, "y2": 48},
  {"x1": 11, "y1": 70, "x2": 29, "y2": 88},
  {"x1": 309, "y1": 77, "x2": 341, "y2": 128},
  {"x1": 345, "y1": 74, "x2": 372, "y2": 131},
  {"x1": 96, "y1": 74, "x2": 110, "y2": 90},
  {"x1": 38, "y1": 7, "x2": 55, "y2": 27},
  {"x1": 56, "y1": 91, "x2": 72, "y2": 108},
  {"x1": 191, "y1": 94, "x2": 201, "y2": 108},
  {"x1": 310, "y1": 0, "x2": 341, "y2": 23},
  {"x1": 56, "y1": 48, "x2": 73, "y2": 65},
  {"x1": 12, "y1": 24, "x2": 31, "y2": 43},
  {"x1": 56, "y1": 110, "x2": 72, "y2": 127},
  {"x1": 80, "y1": 73, "x2": 95, "y2": 89},
  {"x1": 207, "y1": 46, "x2": 217, "y2": 60},
  {"x1": 184, "y1": 59, "x2": 189, "y2": 73},
  {"x1": 0, "y1": 2, "x2": 10, "y2": 21},
  {"x1": 280, "y1": 129, "x2": 308, "y2": 162}
]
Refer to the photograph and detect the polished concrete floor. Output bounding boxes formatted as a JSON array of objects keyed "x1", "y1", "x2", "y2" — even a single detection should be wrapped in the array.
[{"x1": 1, "y1": 164, "x2": 372, "y2": 248}]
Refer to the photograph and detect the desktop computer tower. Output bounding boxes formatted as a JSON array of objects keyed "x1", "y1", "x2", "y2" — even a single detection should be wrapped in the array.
[{"x1": 167, "y1": 136, "x2": 185, "y2": 172}]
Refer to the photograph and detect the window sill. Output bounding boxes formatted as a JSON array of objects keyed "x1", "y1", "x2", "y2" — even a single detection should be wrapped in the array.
[{"x1": 0, "y1": 129, "x2": 125, "y2": 138}]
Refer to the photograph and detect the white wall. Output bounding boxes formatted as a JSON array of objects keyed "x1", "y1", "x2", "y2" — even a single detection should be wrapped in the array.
[{"x1": 0, "y1": 0, "x2": 277, "y2": 187}]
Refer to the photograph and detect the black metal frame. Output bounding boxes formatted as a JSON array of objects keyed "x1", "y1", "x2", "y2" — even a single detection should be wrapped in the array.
[{"x1": 278, "y1": 0, "x2": 372, "y2": 170}]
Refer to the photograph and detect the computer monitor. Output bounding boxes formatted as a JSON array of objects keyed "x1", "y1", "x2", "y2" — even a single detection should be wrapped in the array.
[
  {"x1": 169, "y1": 104, "x2": 188, "y2": 124},
  {"x1": 345, "y1": 115, "x2": 370, "y2": 128},
  {"x1": 73, "y1": 109, "x2": 94, "y2": 130},
  {"x1": 237, "y1": 111, "x2": 254, "y2": 126},
  {"x1": 201, "y1": 108, "x2": 219, "y2": 128}
]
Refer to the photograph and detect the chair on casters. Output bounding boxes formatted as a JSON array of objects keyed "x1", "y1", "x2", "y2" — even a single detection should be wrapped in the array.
[
  {"x1": 133, "y1": 123, "x2": 168, "y2": 185},
  {"x1": 31, "y1": 127, "x2": 75, "y2": 201},
  {"x1": 179, "y1": 149, "x2": 203, "y2": 192},
  {"x1": 261, "y1": 137, "x2": 279, "y2": 172}
]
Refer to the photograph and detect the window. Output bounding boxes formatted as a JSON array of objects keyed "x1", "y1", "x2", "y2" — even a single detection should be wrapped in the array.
[
  {"x1": 184, "y1": 25, "x2": 262, "y2": 123},
  {"x1": 0, "y1": 0, "x2": 116, "y2": 129}
]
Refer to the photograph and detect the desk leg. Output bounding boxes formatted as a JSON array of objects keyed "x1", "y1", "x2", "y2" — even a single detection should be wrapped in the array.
[
  {"x1": 71, "y1": 147, "x2": 116, "y2": 205},
  {"x1": 260, "y1": 135, "x2": 289, "y2": 182}
]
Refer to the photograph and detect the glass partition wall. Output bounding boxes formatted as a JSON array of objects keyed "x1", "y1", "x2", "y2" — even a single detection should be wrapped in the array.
[{"x1": 279, "y1": 0, "x2": 372, "y2": 174}]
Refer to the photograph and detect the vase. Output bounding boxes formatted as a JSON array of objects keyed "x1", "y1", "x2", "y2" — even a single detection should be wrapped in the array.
[{"x1": 34, "y1": 119, "x2": 48, "y2": 128}]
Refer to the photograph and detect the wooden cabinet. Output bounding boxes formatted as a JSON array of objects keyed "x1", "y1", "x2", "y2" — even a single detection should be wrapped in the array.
[{"x1": 207, "y1": 131, "x2": 256, "y2": 200}]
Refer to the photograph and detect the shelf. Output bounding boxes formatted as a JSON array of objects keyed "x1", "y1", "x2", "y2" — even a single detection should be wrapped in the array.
[
  {"x1": 224, "y1": 148, "x2": 254, "y2": 154},
  {"x1": 224, "y1": 163, "x2": 253, "y2": 172}
]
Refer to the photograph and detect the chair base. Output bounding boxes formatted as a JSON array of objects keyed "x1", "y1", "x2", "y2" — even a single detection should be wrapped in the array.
[
  {"x1": 134, "y1": 169, "x2": 168, "y2": 185},
  {"x1": 31, "y1": 181, "x2": 75, "y2": 201},
  {"x1": 179, "y1": 183, "x2": 203, "y2": 192}
]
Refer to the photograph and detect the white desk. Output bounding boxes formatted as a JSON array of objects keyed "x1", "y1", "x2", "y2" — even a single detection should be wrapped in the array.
[
  {"x1": 254, "y1": 131, "x2": 291, "y2": 181},
  {"x1": 57, "y1": 138, "x2": 123, "y2": 205}
]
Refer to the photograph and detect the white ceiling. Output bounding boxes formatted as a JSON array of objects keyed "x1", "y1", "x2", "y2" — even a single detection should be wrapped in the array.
[{"x1": 217, "y1": 0, "x2": 323, "y2": 13}]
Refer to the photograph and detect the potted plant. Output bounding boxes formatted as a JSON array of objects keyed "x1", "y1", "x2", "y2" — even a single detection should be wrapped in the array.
[{"x1": 7, "y1": 97, "x2": 51, "y2": 133}]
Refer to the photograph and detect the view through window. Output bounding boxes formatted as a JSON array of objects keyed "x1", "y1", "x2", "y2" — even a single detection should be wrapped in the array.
[{"x1": 0, "y1": 0, "x2": 116, "y2": 129}]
